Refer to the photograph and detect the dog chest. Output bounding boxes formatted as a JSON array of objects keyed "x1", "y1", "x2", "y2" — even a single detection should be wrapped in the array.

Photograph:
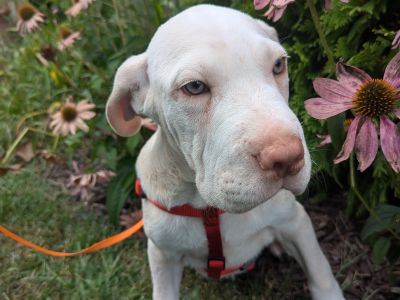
[{"x1": 142, "y1": 199, "x2": 276, "y2": 271}]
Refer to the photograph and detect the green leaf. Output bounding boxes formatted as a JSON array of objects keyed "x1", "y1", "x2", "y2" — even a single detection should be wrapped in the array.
[
  {"x1": 126, "y1": 133, "x2": 142, "y2": 156},
  {"x1": 326, "y1": 113, "x2": 345, "y2": 152},
  {"x1": 106, "y1": 167, "x2": 135, "y2": 225},
  {"x1": 372, "y1": 237, "x2": 391, "y2": 265},
  {"x1": 361, "y1": 204, "x2": 400, "y2": 240}
]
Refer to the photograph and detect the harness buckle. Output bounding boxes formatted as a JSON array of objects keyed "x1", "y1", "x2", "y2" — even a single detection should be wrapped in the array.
[{"x1": 208, "y1": 256, "x2": 225, "y2": 271}]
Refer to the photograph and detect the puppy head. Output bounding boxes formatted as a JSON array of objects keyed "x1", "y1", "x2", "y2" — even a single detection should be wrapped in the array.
[{"x1": 106, "y1": 5, "x2": 311, "y2": 213}]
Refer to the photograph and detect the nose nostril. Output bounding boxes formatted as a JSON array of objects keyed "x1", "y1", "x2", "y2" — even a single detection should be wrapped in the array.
[
  {"x1": 273, "y1": 162, "x2": 287, "y2": 178},
  {"x1": 255, "y1": 137, "x2": 305, "y2": 178}
]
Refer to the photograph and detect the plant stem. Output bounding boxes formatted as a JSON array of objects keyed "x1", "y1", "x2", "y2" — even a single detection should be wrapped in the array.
[
  {"x1": 112, "y1": 0, "x2": 126, "y2": 46},
  {"x1": 1, "y1": 127, "x2": 29, "y2": 165},
  {"x1": 306, "y1": 0, "x2": 335, "y2": 72},
  {"x1": 0, "y1": 128, "x2": 58, "y2": 165},
  {"x1": 16, "y1": 111, "x2": 47, "y2": 132},
  {"x1": 28, "y1": 127, "x2": 57, "y2": 138},
  {"x1": 349, "y1": 154, "x2": 400, "y2": 240},
  {"x1": 52, "y1": 135, "x2": 60, "y2": 151}
]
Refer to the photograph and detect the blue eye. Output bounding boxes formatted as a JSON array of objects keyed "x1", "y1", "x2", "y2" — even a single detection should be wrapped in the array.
[
  {"x1": 182, "y1": 81, "x2": 209, "y2": 95},
  {"x1": 273, "y1": 57, "x2": 286, "y2": 75}
]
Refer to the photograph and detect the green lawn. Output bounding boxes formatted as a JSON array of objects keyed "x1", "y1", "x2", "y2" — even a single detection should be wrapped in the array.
[
  {"x1": 0, "y1": 162, "x2": 151, "y2": 300},
  {"x1": 0, "y1": 162, "x2": 312, "y2": 300}
]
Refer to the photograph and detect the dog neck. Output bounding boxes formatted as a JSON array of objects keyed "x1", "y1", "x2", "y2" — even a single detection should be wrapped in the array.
[{"x1": 135, "y1": 129, "x2": 208, "y2": 209}]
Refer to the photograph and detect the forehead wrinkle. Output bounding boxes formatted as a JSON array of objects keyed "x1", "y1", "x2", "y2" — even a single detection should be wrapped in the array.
[
  {"x1": 147, "y1": 21, "x2": 284, "y2": 89},
  {"x1": 172, "y1": 52, "x2": 226, "y2": 83}
]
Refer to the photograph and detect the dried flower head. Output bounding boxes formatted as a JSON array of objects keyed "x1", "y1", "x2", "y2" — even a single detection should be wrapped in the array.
[
  {"x1": 57, "y1": 26, "x2": 80, "y2": 50},
  {"x1": 305, "y1": 52, "x2": 400, "y2": 172},
  {"x1": 36, "y1": 150, "x2": 65, "y2": 165},
  {"x1": 36, "y1": 46, "x2": 57, "y2": 66},
  {"x1": 49, "y1": 96, "x2": 96, "y2": 136},
  {"x1": 67, "y1": 161, "x2": 115, "y2": 202},
  {"x1": 16, "y1": 3, "x2": 45, "y2": 34}
]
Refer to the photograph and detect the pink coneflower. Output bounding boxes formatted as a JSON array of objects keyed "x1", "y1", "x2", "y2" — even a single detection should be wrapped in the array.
[
  {"x1": 317, "y1": 134, "x2": 332, "y2": 147},
  {"x1": 254, "y1": 0, "x2": 295, "y2": 22},
  {"x1": 49, "y1": 96, "x2": 96, "y2": 136},
  {"x1": 57, "y1": 26, "x2": 80, "y2": 50},
  {"x1": 66, "y1": 0, "x2": 95, "y2": 17},
  {"x1": 392, "y1": 30, "x2": 400, "y2": 50},
  {"x1": 16, "y1": 3, "x2": 45, "y2": 34},
  {"x1": 305, "y1": 52, "x2": 400, "y2": 172},
  {"x1": 254, "y1": 0, "x2": 349, "y2": 21}
]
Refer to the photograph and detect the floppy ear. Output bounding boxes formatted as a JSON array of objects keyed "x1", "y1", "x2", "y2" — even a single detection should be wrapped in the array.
[{"x1": 106, "y1": 53, "x2": 149, "y2": 137}]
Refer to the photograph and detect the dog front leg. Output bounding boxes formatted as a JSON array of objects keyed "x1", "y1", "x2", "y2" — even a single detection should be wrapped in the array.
[
  {"x1": 147, "y1": 239, "x2": 184, "y2": 300},
  {"x1": 274, "y1": 202, "x2": 344, "y2": 300}
]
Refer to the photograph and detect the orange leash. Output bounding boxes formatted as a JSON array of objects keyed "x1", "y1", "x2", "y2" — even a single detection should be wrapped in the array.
[{"x1": 0, "y1": 219, "x2": 144, "y2": 257}]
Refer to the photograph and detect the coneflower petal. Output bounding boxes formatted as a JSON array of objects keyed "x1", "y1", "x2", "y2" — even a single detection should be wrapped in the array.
[
  {"x1": 66, "y1": 3, "x2": 83, "y2": 17},
  {"x1": 79, "y1": 111, "x2": 96, "y2": 120},
  {"x1": 313, "y1": 78, "x2": 354, "y2": 103},
  {"x1": 334, "y1": 115, "x2": 362, "y2": 164},
  {"x1": 336, "y1": 62, "x2": 372, "y2": 92},
  {"x1": 355, "y1": 118, "x2": 378, "y2": 172},
  {"x1": 392, "y1": 30, "x2": 400, "y2": 49},
  {"x1": 50, "y1": 111, "x2": 62, "y2": 120},
  {"x1": 77, "y1": 101, "x2": 95, "y2": 112},
  {"x1": 75, "y1": 118, "x2": 90, "y2": 132},
  {"x1": 380, "y1": 116, "x2": 400, "y2": 173},
  {"x1": 304, "y1": 97, "x2": 353, "y2": 119},
  {"x1": 383, "y1": 51, "x2": 400, "y2": 90},
  {"x1": 70, "y1": 123, "x2": 77, "y2": 135},
  {"x1": 61, "y1": 123, "x2": 70, "y2": 136},
  {"x1": 51, "y1": 121, "x2": 62, "y2": 134},
  {"x1": 254, "y1": 0, "x2": 270, "y2": 10}
]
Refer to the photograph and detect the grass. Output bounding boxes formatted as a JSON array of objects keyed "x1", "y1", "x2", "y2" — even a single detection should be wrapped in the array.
[
  {"x1": 0, "y1": 162, "x2": 310, "y2": 300},
  {"x1": 0, "y1": 162, "x2": 150, "y2": 300}
]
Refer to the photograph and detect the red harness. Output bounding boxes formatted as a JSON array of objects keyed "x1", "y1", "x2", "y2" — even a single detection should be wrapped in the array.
[{"x1": 135, "y1": 179, "x2": 255, "y2": 279}]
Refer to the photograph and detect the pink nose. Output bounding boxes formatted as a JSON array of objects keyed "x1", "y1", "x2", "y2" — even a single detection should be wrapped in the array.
[{"x1": 256, "y1": 135, "x2": 305, "y2": 179}]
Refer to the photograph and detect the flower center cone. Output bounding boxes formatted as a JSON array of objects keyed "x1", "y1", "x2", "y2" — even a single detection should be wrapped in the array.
[{"x1": 352, "y1": 79, "x2": 397, "y2": 118}]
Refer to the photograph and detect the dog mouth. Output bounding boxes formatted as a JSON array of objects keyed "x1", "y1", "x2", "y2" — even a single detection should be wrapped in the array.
[
  {"x1": 201, "y1": 165, "x2": 310, "y2": 213},
  {"x1": 207, "y1": 180, "x2": 284, "y2": 213}
]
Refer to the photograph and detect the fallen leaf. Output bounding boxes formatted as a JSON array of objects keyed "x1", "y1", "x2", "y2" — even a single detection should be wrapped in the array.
[
  {"x1": 0, "y1": 164, "x2": 23, "y2": 177},
  {"x1": 120, "y1": 209, "x2": 144, "y2": 237},
  {"x1": 16, "y1": 143, "x2": 34, "y2": 162},
  {"x1": 36, "y1": 150, "x2": 65, "y2": 165}
]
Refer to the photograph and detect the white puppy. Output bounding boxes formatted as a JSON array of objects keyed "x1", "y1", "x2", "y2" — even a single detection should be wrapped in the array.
[{"x1": 106, "y1": 5, "x2": 344, "y2": 300}]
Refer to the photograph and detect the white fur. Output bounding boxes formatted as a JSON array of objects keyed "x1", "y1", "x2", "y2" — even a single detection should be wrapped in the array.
[{"x1": 106, "y1": 5, "x2": 344, "y2": 300}]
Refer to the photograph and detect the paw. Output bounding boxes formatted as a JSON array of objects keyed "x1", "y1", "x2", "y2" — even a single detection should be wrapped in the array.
[{"x1": 309, "y1": 280, "x2": 345, "y2": 300}]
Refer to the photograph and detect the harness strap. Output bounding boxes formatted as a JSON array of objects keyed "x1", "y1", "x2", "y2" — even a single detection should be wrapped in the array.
[{"x1": 136, "y1": 179, "x2": 254, "y2": 279}]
